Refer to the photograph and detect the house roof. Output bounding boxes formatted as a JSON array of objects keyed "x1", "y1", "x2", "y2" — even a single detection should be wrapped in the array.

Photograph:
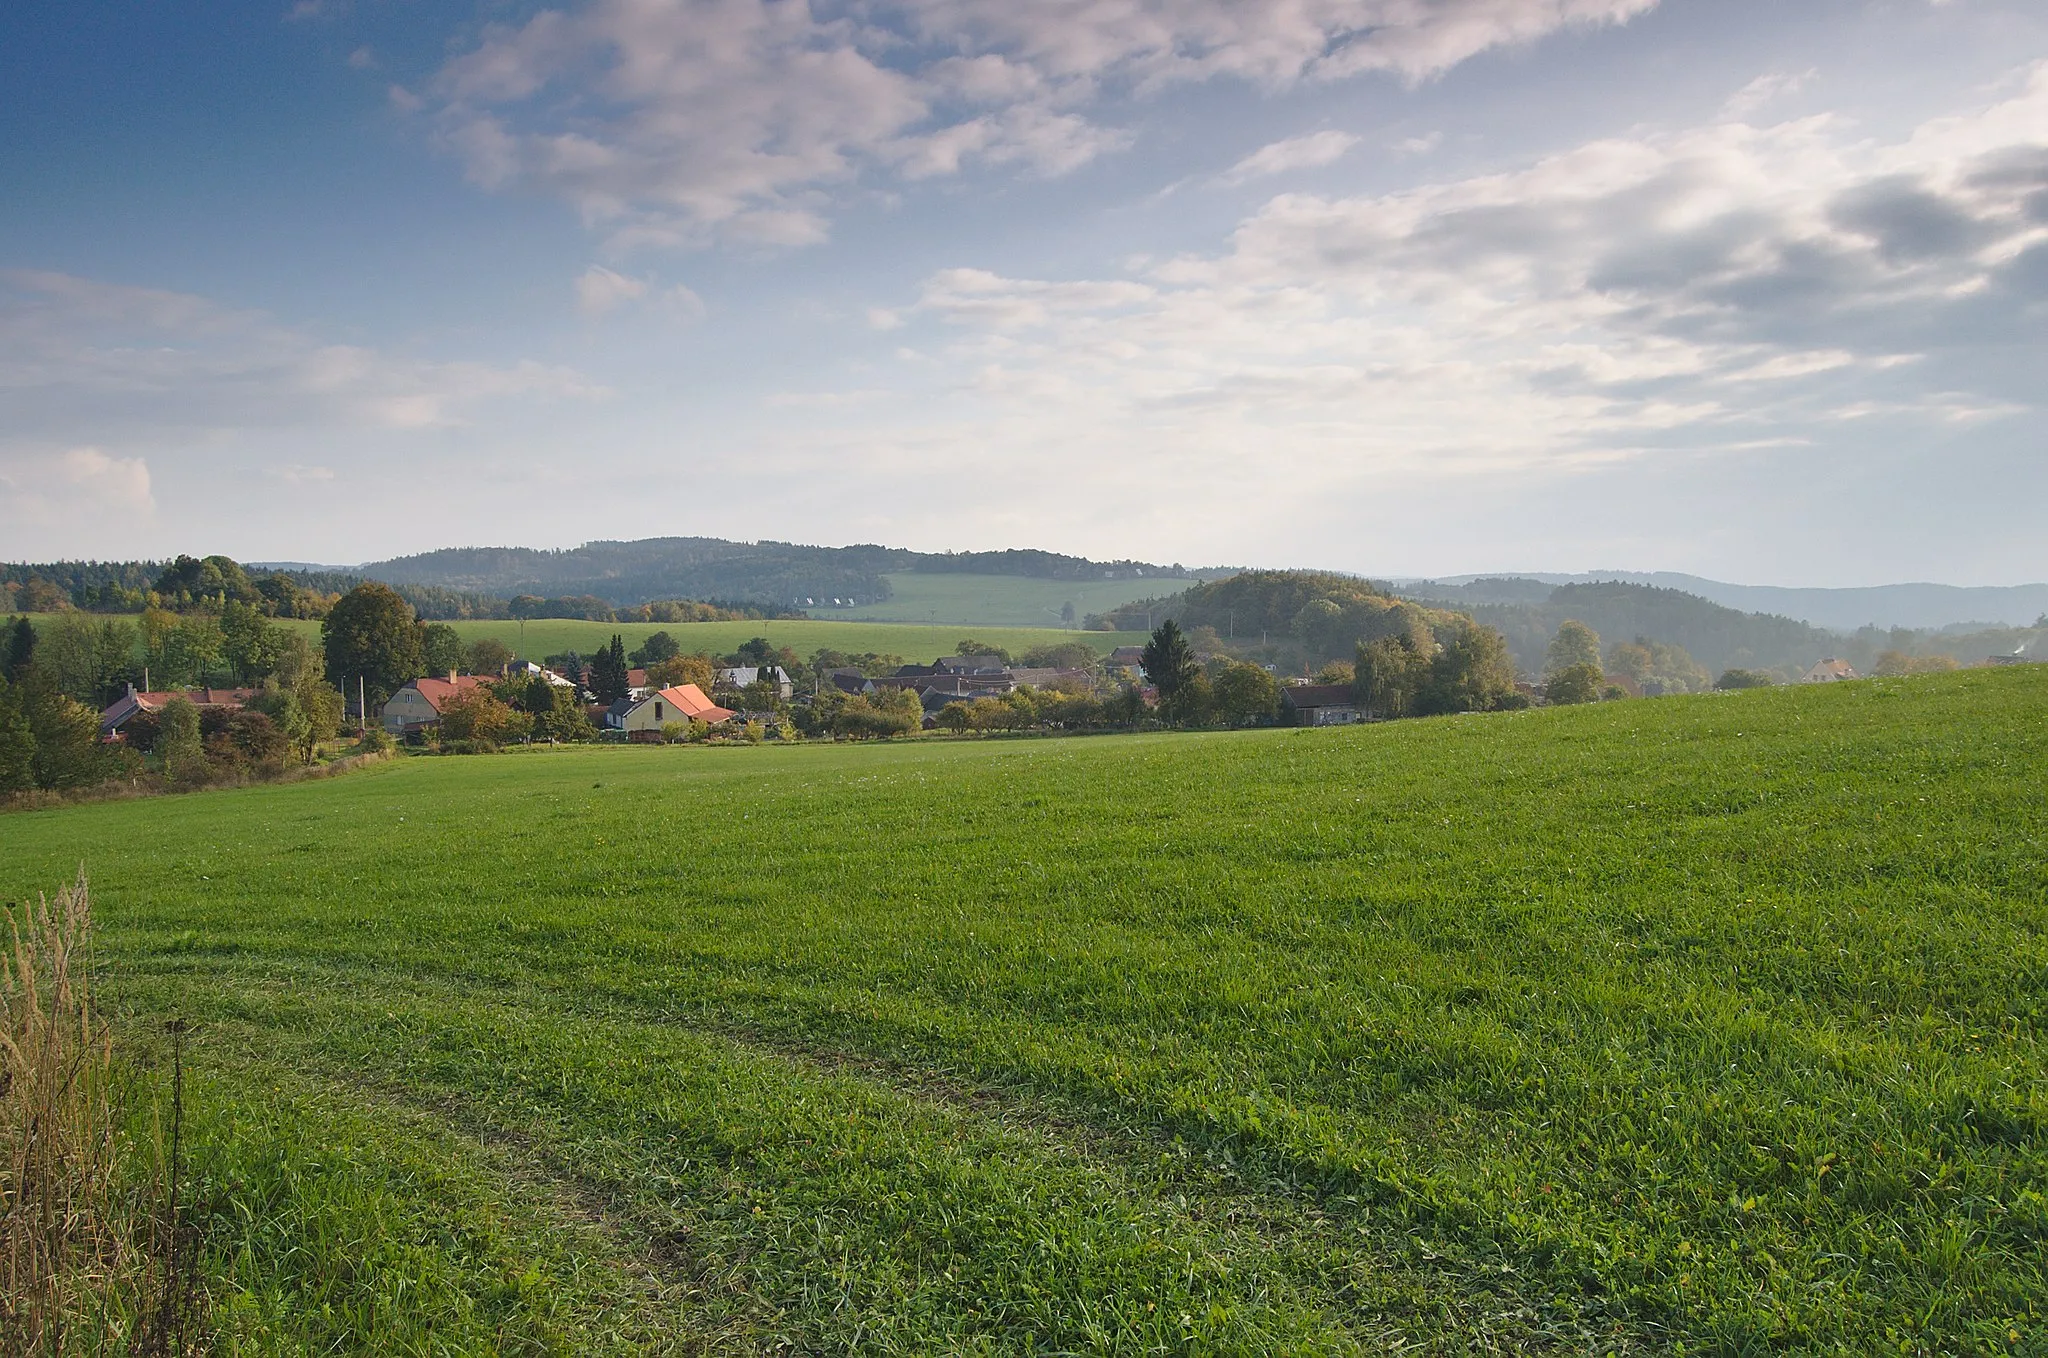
[
  {"x1": 405, "y1": 675, "x2": 491, "y2": 712},
  {"x1": 936, "y1": 656, "x2": 1011, "y2": 674},
  {"x1": 1008, "y1": 667, "x2": 1091, "y2": 689},
  {"x1": 1804, "y1": 657, "x2": 1857, "y2": 680},
  {"x1": 1281, "y1": 684, "x2": 1356, "y2": 709},
  {"x1": 100, "y1": 686, "x2": 257, "y2": 731},
  {"x1": 1109, "y1": 646, "x2": 1146, "y2": 663},
  {"x1": 653, "y1": 683, "x2": 734, "y2": 724}
]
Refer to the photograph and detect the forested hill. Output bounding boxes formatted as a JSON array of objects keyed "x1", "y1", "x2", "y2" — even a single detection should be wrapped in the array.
[
  {"x1": 355, "y1": 539, "x2": 1206, "y2": 607},
  {"x1": 1399, "y1": 579, "x2": 1833, "y2": 675},
  {"x1": 1096, "y1": 573, "x2": 1839, "y2": 677}
]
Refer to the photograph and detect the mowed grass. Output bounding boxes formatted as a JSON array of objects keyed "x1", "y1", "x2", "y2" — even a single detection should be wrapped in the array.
[
  {"x1": 840, "y1": 573, "x2": 1200, "y2": 628},
  {"x1": 4, "y1": 669, "x2": 2045, "y2": 1352}
]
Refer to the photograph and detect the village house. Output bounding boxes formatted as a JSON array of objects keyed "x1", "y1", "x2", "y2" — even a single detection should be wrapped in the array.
[
  {"x1": 100, "y1": 685, "x2": 257, "y2": 737},
  {"x1": 825, "y1": 667, "x2": 875, "y2": 695},
  {"x1": 605, "y1": 683, "x2": 734, "y2": 737},
  {"x1": 381, "y1": 675, "x2": 492, "y2": 733},
  {"x1": 935, "y1": 655, "x2": 1011, "y2": 677},
  {"x1": 1281, "y1": 683, "x2": 1362, "y2": 727},
  {"x1": 718, "y1": 665, "x2": 793, "y2": 699},
  {"x1": 1800, "y1": 658, "x2": 1858, "y2": 683}
]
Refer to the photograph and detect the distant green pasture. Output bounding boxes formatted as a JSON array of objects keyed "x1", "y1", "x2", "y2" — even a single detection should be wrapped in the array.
[
  {"x1": 12, "y1": 612, "x2": 1146, "y2": 665},
  {"x1": 829, "y1": 572, "x2": 1197, "y2": 627},
  {"x1": 6, "y1": 668, "x2": 2046, "y2": 1350}
]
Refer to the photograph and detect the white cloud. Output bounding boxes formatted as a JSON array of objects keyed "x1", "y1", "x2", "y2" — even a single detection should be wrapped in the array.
[
  {"x1": 1720, "y1": 68, "x2": 1817, "y2": 119},
  {"x1": 1218, "y1": 130, "x2": 1358, "y2": 184},
  {"x1": 0, "y1": 447, "x2": 155, "y2": 540},
  {"x1": 0, "y1": 269, "x2": 605, "y2": 442},
  {"x1": 875, "y1": 60, "x2": 2048, "y2": 485},
  {"x1": 415, "y1": 0, "x2": 1663, "y2": 247},
  {"x1": 576, "y1": 264, "x2": 648, "y2": 316},
  {"x1": 575, "y1": 265, "x2": 706, "y2": 318}
]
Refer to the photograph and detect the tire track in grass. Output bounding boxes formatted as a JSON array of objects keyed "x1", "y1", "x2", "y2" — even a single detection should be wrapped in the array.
[{"x1": 127, "y1": 961, "x2": 1655, "y2": 1353}]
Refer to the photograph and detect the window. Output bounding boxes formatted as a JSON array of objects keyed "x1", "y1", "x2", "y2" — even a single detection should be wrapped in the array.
[{"x1": 655, "y1": 701, "x2": 664, "y2": 720}]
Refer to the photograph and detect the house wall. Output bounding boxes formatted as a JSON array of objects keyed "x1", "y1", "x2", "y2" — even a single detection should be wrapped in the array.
[
  {"x1": 617, "y1": 697, "x2": 682, "y2": 733},
  {"x1": 382, "y1": 687, "x2": 443, "y2": 731}
]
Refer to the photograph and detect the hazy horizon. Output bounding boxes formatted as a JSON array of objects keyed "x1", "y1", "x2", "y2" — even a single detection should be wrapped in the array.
[{"x1": 4, "y1": 1, "x2": 2046, "y2": 586}]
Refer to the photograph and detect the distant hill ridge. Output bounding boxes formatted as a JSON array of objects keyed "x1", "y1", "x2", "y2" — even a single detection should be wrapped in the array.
[
  {"x1": 1408, "y1": 572, "x2": 2048, "y2": 632},
  {"x1": 344, "y1": 538, "x2": 1215, "y2": 608}
]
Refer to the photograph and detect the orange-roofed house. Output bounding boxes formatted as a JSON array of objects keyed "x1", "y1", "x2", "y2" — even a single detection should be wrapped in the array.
[
  {"x1": 381, "y1": 675, "x2": 493, "y2": 733},
  {"x1": 605, "y1": 684, "x2": 734, "y2": 737}
]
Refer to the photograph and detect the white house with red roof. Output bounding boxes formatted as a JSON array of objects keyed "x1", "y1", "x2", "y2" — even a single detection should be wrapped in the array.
[{"x1": 605, "y1": 683, "x2": 734, "y2": 735}]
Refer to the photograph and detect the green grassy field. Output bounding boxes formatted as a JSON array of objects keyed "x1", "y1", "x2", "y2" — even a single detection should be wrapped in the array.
[
  {"x1": 836, "y1": 573, "x2": 1198, "y2": 628},
  {"x1": 5, "y1": 670, "x2": 2045, "y2": 1352},
  {"x1": 15, "y1": 613, "x2": 1145, "y2": 665}
]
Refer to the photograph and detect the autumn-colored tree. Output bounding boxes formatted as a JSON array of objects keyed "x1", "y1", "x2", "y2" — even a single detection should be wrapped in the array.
[
  {"x1": 648, "y1": 653, "x2": 718, "y2": 692},
  {"x1": 1545, "y1": 620, "x2": 1602, "y2": 678}
]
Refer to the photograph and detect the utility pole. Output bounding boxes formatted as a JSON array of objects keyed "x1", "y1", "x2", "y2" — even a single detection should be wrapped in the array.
[{"x1": 358, "y1": 675, "x2": 366, "y2": 735}]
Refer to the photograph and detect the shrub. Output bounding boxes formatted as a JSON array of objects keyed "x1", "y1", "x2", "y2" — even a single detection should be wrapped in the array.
[
  {"x1": 1715, "y1": 669, "x2": 1775, "y2": 690},
  {"x1": 1543, "y1": 662, "x2": 1604, "y2": 706}
]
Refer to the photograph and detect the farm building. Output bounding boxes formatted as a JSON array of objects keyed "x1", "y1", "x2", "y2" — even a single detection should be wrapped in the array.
[
  {"x1": 381, "y1": 676, "x2": 492, "y2": 733},
  {"x1": 605, "y1": 684, "x2": 734, "y2": 736},
  {"x1": 1282, "y1": 684, "x2": 1362, "y2": 726}
]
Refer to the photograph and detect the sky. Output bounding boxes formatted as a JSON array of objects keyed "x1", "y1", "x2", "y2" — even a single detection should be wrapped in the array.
[{"x1": 2, "y1": 0, "x2": 2045, "y2": 586}]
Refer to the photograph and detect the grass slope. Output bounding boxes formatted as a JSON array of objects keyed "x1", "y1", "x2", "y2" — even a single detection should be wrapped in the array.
[
  {"x1": 838, "y1": 573, "x2": 1199, "y2": 627},
  {"x1": 5, "y1": 670, "x2": 2045, "y2": 1352}
]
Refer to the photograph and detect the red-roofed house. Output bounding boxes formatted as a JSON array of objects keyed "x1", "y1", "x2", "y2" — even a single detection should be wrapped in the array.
[
  {"x1": 381, "y1": 675, "x2": 493, "y2": 733},
  {"x1": 101, "y1": 686, "x2": 257, "y2": 737},
  {"x1": 605, "y1": 684, "x2": 734, "y2": 737}
]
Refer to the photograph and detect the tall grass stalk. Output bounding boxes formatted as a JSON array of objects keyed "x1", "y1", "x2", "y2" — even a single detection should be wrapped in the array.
[
  {"x1": 1, "y1": 873, "x2": 202, "y2": 1356},
  {"x1": 1, "y1": 870, "x2": 127, "y2": 1352}
]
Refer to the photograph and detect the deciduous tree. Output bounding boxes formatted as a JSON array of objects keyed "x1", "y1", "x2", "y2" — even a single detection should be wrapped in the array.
[
  {"x1": 156, "y1": 696, "x2": 206, "y2": 784},
  {"x1": 1415, "y1": 622, "x2": 1518, "y2": 716},
  {"x1": 322, "y1": 583, "x2": 425, "y2": 709},
  {"x1": 0, "y1": 678, "x2": 34, "y2": 792},
  {"x1": 1545, "y1": 620, "x2": 1602, "y2": 678},
  {"x1": 1212, "y1": 662, "x2": 1279, "y2": 726},
  {"x1": 1354, "y1": 634, "x2": 1427, "y2": 719},
  {"x1": 1544, "y1": 663, "x2": 1603, "y2": 705},
  {"x1": 630, "y1": 631, "x2": 681, "y2": 666},
  {"x1": 465, "y1": 637, "x2": 514, "y2": 676},
  {"x1": 420, "y1": 623, "x2": 465, "y2": 678}
]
